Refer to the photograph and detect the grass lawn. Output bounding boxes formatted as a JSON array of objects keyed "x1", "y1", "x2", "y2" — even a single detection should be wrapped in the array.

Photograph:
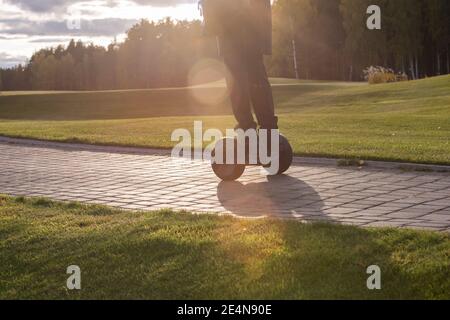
[
  {"x1": 0, "y1": 195, "x2": 449, "y2": 300},
  {"x1": 0, "y1": 76, "x2": 449, "y2": 164}
]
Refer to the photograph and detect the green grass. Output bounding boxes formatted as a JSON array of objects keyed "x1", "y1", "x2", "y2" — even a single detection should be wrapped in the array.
[
  {"x1": 0, "y1": 76, "x2": 449, "y2": 164},
  {"x1": 0, "y1": 195, "x2": 449, "y2": 300}
]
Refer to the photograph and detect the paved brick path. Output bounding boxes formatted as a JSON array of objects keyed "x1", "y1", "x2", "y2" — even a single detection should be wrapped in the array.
[{"x1": 1, "y1": 140, "x2": 449, "y2": 231}]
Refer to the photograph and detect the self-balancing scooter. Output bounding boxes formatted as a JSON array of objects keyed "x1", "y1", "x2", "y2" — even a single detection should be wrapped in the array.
[{"x1": 211, "y1": 133, "x2": 293, "y2": 181}]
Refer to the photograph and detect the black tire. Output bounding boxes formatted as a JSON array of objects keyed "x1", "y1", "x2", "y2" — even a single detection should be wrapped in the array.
[
  {"x1": 211, "y1": 137, "x2": 246, "y2": 181},
  {"x1": 211, "y1": 163, "x2": 245, "y2": 181},
  {"x1": 277, "y1": 135, "x2": 293, "y2": 175},
  {"x1": 263, "y1": 134, "x2": 293, "y2": 175}
]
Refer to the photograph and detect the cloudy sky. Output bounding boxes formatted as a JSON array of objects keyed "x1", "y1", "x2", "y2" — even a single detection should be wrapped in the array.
[{"x1": 0, "y1": 0, "x2": 200, "y2": 67}]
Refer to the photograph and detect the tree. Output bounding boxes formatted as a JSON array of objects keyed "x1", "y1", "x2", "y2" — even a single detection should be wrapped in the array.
[
  {"x1": 57, "y1": 54, "x2": 75, "y2": 90},
  {"x1": 0, "y1": 1, "x2": 449, "y2": 90},
  {"x1": 425, "y1": 0, "x2": 450, "y2": 75},
  {"x1": 271, "y1": 0, "x2": 315, "y2": 79},
  {"x1": 340, "y1": 0, "x2": 389, "y2": 80}
]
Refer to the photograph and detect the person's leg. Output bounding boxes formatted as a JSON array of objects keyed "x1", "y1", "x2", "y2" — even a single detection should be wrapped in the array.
[
  {"x1": 223, "y1": 49, "x2": 257, "y2": 130},
  {"x1": 246, "y1": 54, "x2": 278, "y2": 129}
]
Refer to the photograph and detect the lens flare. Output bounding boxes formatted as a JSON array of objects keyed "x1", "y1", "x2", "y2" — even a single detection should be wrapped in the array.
[{"x1": 188, "y1": 58, "x2": 230, "y2": 106}]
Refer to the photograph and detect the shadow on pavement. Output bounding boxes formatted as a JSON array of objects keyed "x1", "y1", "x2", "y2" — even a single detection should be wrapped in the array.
[{"x1": 217, "y1": 174, "x2": 329, "y2": 220}]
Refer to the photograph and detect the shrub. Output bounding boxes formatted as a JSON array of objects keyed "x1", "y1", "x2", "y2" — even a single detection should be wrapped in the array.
[
  {"x1": 31, "y1": 197, "x2": 54, "y2": 207},
  {"x1": 395, "y1": 72, "x2": 409, "y2": 82},
  {"x1": 363, "y1": 66, "x2": 408, "y2": 84}
]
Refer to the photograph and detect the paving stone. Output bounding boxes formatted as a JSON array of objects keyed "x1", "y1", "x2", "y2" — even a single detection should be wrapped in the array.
[
  {"x1": 352, "y1": 208, "x2": 392, "y2": 216},
  {"x1": 1, "y1": 142, "x2": 449, "y2": 231},
  {"x1": 384, "y1": 210, "x2": 430, "y2": 219},
  {"x1": 365, "y1": 220, "x2": 407, "y2": 228},
  {"x1": 405, "y1": 221, "x2": 448, "y2": 230},
  {"x1": 338, "y1": 218, "x2": 371, "y2": 226},
  {"x1": 421, "y1": 211, "x2": 450, "y2": 222}
]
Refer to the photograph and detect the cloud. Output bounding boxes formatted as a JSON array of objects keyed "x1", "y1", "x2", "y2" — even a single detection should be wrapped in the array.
[
  {"x1": 28, "y1": 37, "x2": 73, "y2": 43},
  {"x1": 3, "y1": 0, "x2": 196, "y2": 13},
  {"x1": 132, "y1": 0, "x2": 196, "y2": 6},
  {"x1": 3, "y1": 0, "x2": 73, "y2": 13},
  {"x1": 0, "y1": 0, "x2": 199, "y2": 37},
  {"x1": 0, "y1": 17, "x2": 138, "y2": 36},
  {"x1": 0, "y1": 52, "x2": 28, "y2": 67}
]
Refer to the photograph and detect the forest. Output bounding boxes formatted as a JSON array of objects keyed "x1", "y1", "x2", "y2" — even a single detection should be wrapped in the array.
[{"x1": 0, "y1": 0, "x2": 449, "y2": 91}]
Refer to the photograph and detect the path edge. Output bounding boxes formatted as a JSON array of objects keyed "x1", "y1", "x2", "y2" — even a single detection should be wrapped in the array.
[{"x1": 1, "y1": 135, "x2": 449, "y2": 172}]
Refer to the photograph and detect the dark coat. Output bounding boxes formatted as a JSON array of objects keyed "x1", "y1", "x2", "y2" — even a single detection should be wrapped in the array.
[{"x1": 202, "y1": 0, "x2": 272, "y2": 56}]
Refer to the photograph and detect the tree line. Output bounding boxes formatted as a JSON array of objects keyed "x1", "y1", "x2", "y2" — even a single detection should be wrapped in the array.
[{"x1": 1, "y1": 0, "x2": 449, "y2": 91}]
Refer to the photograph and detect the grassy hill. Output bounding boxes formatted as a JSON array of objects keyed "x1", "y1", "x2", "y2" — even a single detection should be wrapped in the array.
[{"x1": 0, "y1": 75, "x2": 449, "y2": 164}]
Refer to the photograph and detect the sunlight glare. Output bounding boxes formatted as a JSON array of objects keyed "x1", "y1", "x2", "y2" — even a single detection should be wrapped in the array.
[{"x1": 188, "y1": 59, "x2": 229, "y2": 106}]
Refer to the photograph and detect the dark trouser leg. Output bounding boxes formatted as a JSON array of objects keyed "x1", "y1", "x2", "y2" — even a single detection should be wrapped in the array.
[
  {"x1": 246, "y1": 54, "x2": 278, "y2": 129},
  {"x1": 223, "y1": 52, "x2": 257, "y2": 130}
]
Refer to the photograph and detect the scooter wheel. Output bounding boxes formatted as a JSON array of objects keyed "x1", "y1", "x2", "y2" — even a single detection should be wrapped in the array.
[
  {"x1": 277, "y1": 135, "x2": 293, "y2": 175},
  {"x1": 211, "y1": 137, "x2": 246, "y2": 181},
  {"x1": 263, "y1": 134, "x2": 293, "y2": 175},
  {"x1": 211, "y1": 162, "x2": 245, "y2": 181}
]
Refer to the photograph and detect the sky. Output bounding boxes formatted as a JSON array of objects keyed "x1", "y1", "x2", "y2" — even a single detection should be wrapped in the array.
[{"x1": 0, "y1": 0, "x2": 201, "y2": 67}]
